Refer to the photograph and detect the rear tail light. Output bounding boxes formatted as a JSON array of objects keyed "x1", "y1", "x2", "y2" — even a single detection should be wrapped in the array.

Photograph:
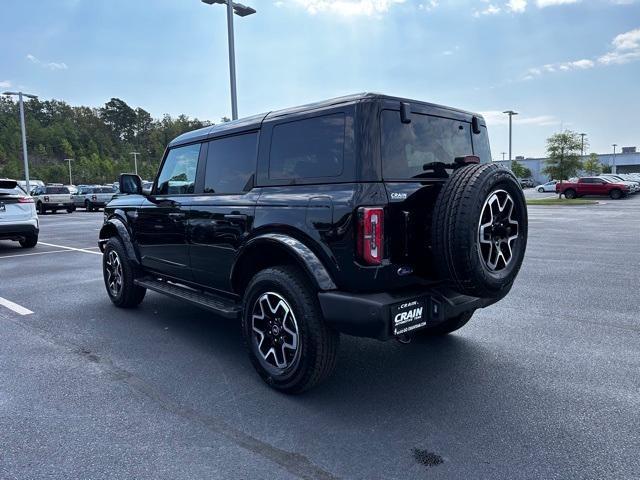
[
  {"x1": 91, "y1": 195, "x2": 97, "y2": 200},
  {"x1": 357, "y1": 207, "x2": 384, "y2": 265},
  {"x1": 18, "y1": 197, "x2": 34, "y2": 203}
]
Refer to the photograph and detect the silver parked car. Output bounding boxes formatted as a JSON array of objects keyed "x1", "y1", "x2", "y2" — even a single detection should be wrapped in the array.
[{"x1": 536, "y1": 180, "x2": 558, "y2": 193}]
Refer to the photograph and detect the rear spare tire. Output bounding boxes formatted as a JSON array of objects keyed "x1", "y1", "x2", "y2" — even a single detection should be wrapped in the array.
[{"x1": 431, "y1": 163, "x2": 527, "y2": 298}]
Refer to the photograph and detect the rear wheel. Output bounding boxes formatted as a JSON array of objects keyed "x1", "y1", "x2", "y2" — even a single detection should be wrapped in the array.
[
  {"x1": 66, "y1": 206, "x2": 75, "y2": 213},
  {"x1": 85, "y1": 200, "x2": 93, "y2": 212},
  {"x1": 37, "y1": 202, "x2": 46, "y2": 215},
  {"x1": 431, "y1": 163, "x2": 528, "y2": 298},
  {"x1": 537, "y1": 187, "x2": 544, "y2": 193},
  {"x1": 412, "y1": 311, "x2": 474, "y2": 337},
  {"x1": 242, "y1": 265, "x2": 339, "y2": 394},
  {"x1": 610, "y1": 189, "x2": 623, "y2": 200},
  {"x1": 102, "y1": 237, "x2": 146, "y2": 308},
  {"x1": 19, "y1": 234, "x2": 38, "y2": 249},
  {"x1": 564, "y1": 189, "x2": 577, "y2": 199}
]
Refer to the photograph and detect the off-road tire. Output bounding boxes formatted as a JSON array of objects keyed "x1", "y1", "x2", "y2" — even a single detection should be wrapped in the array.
[
  {"x1": 242, "y1": 266, "x2": 339, "y2": 394},
  {"x1": 431, "y1": 163, "x2": 528, "y2": 298},
  {"x1": 610, "y1": 189, "x2": 623, "y2": 200},
  {"x1": 102, "y1": 237, "x2": 146, "y2": 308},
  {"x1": 564, "y1": 189, "x2": 577, "y2": 199},
  {"x1": 19, "y1": 234, "x2": 38, "y2": 249},
  {"x1": 412, "y1": 311, "x2": 474, "y2": 337}
]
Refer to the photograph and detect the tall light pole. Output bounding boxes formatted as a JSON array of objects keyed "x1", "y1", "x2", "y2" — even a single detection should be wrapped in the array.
[
  {"x1": 64, "y1": 158, "x2": 73, "y2": 185},
  {"x1": 501, "y1": 152, "x2": 506, "y2": 161},
  {"x1": 3, "y1": 91, "x2": 38, "y2": 193},
  {"x1": 612, "y1": 144, "x2": 618, "y2": 174},
  {"x1": 503, "y1": 110, "x2": 518, "y2": 162},
  {"x1": 580, "y1": 133, "x2": 586, "y2": 158},
  {"x1": 201, "y1": 0, "x2": 256, "y2": 121},
  {"x1": 130, "y1": 152, "x2": 140, "y2": 175}
]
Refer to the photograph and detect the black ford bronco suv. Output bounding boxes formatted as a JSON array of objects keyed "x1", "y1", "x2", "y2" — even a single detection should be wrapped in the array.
[{"x1": 99, "y1": 93, "x2": 527, "y2": 393}]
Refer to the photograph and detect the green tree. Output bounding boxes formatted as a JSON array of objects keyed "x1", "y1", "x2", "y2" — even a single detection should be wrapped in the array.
[
  {"x1": 583, "y1": 153, "x2": 602, "y2": 175},
  {"x1": 510, "y1": 160, "x2": 527, "y2": 178},
  {"x1": 522, "y1": 167, "x2": 533, "y2": 178},
  {"x1": 542, "y1": 130, "x2": 584, "y2": 188}
]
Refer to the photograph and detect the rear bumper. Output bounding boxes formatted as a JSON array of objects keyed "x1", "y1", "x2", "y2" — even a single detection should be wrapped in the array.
[
  {"x1": 318, "y1": 286, "x2": 501, "y2": 341},
  {"x1": 0, "y1": 222, "x2": 39, "y2": 240}
]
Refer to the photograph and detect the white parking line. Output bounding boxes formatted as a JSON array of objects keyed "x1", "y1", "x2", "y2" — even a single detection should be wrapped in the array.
[
  {"x1": 0, "y1": 250, "x2": 78, "y2": 260},
  {"x1": 38, "y1": 242, "x2": 102, "y2": 256},
  {"x1": 0, "y1": 296, "x2": 33, "y2": 316}
]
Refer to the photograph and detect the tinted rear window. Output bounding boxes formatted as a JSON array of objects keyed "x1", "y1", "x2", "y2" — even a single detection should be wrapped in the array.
[
  {"x1": 96, "y1": 187, "x2": 116, "y2": 193},
  {"x1": 269, "y1": 113, "x2": 345, "y2": 180},
  {"x1": 205, "y1": 132, "x2": 258, "y2": 194},
  {"x1": 0, "y1": 186, "x2": 24, "y2": 195},
  {"x1": 46, "y1": 187, "x2": 70, "y2": 194},
  {"x1": 381, "y1": 110, "x2": 478, "y2": 180}
]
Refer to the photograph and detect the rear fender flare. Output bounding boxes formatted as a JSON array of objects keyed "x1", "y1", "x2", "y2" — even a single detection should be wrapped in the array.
[
  {"x1": 98, "y1": 216, "x2": 140, "y2": 264},
  {"x1": 231, "y1": 233, "x2": 337, "y2": 292}
]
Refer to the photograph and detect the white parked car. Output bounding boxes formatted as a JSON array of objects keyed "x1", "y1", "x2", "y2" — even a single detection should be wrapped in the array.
[
  {"x1": 0, "y1": 179, "x2": 39, "y2": 248},
  {"x1": 536, "y1": 180, "x2": 558, "y2": 193}
]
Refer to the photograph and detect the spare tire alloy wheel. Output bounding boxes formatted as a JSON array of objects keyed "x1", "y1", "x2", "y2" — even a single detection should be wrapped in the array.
[
  {"x1": 105, "y1": 250, "x2": 123, "y2": 297},
  {"x1": 251, "y1": 292, "x2": 301, "y2": 374},
  {"x1": 478, "y1": 190, "x2": 520, "y2": 272}
]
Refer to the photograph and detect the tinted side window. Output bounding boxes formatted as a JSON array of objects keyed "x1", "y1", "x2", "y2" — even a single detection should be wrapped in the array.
[
  {"x1": 47, "y1": 187, "x2": 70, "y2": 194},
  {"x1": 381, "y1": 110, "x2": 473, "y2": 180},
  {"x1": 269, "y1": 113, "x2": 345, "y2": 180},
  {"x1": 156, "y1": 143, "x2": 201, "y2": 195},
  {"x1": 204, "y1": 132, "x2": 258, "y2": 194},
  {"x1": 473, "y1": 127, "x2": 492, "y2": 163}
]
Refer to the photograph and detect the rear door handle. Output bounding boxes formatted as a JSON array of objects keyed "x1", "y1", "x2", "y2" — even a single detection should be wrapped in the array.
[{"x1": 224, "y1": 214, "x2": 247, "y2": 221}]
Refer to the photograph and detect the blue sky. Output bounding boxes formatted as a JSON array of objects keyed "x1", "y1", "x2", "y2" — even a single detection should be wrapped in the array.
[{"x1": 1, "y1": 0, "x2": 638, "y2": 158}]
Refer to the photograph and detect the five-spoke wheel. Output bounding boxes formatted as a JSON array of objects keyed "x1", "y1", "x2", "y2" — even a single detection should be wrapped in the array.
[{"x1": 478, "y1": 189, "x2": 520, "y2": 272}]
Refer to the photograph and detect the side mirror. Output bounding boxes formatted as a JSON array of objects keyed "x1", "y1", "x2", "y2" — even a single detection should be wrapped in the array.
[{"x1": 119, "y1": 174, "x2": 143, "y2": 195}]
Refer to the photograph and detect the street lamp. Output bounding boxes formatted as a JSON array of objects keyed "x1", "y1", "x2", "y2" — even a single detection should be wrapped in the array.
[
  {"x1": 64, "y1": 158, "x2": 73, "y2": 185},
  {"x1": 3, "y1": 91, "x2": 38, "y2": 193},
  {"x1": 580, "y1": 133, "x2": 586, "y2": 158},
  {"x1": 503, "y1": 110, "x2": 518, "y2": 162},
  {"x1": 612, "y1": 144, "x2": 618, "y2": 174},
  {"x1": 201, "y1": 0, "x2": 256, "y2": 121},
  {"x1": 130, "y1": 152, "x2": 140, "y2": 175}
]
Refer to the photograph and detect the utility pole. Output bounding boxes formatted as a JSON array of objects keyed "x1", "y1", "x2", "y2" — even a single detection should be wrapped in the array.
[
  {"x1": 580, "y1": 133, "x2": 586, "y2": 158},
  {"x1": 501, "y1": 152, "x2": 506, "y2": 161},
  {"x1": 64, "y1": 158, "x2": 73, "y2": 185},
  {"x1": 201, "y1": 0, "x2": 256, "y2": 120},
  {"x1": 503, "y1": 110, "x2": 518, "y2": 162},
  {"x1": 130, "y1": 152, "x2": 140, "y2": 175},
  {"x1": 3, "y1": 91, "x2": 38, "y2": 193},
  {"x1": 612, "y1": 144, "x2": 618, "y2": 174}
]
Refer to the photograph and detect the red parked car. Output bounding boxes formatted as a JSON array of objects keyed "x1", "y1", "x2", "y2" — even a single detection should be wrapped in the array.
[{"x1": 556, "y1": 177, "x2": 630, "y2": 200}]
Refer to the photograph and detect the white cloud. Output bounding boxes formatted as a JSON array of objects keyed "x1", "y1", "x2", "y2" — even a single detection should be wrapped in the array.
[
  {"x1": 473, "y1": 3, "x2": 501, "y2": 16},
  {"x1": 481, "y1": 111, "x2": 559, "y2": 127},
  {"x1": 287, "y1": 0, "x2": 405, "y2": 16},
  {"x1": 418, "y1": 0, "x2": 439, "y2": 11},
  {"x1": 0, "y1": 80, "x2": 11, "y2": 88},
  {"x1": 506, "y1": 0, "x2": 527, "y2": 12},
  {"x1": 536, "y1": 0, "x2": 580, "y2": 7},
  {"x1": 26, "y1": 54, "x2": 68, "y2": 71},
  {"x1": 525, "y1": 27, "x2": 640, "y2": 78},
  {"x1": 598, "y1": 27, "x2": 640, "y2": 65}
]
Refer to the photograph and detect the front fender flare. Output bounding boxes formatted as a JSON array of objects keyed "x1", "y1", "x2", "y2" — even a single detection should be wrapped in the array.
[
  {"x1": 232, "y1": 233, "x2": 337, "y2": 292},
  {"x1": 98, "y1": 217, "x2": 140, "y2": 265}
]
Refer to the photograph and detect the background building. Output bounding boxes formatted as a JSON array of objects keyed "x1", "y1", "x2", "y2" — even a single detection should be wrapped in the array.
[{"x1": 493, "y1": 147, "x2": 640, "y2": 184}]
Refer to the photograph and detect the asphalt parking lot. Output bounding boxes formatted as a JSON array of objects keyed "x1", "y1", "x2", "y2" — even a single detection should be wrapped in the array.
[{"x1": 1, "y1": 199, "x2": 639, "y2": 480}]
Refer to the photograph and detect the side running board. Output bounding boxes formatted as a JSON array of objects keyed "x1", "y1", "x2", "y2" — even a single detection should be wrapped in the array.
[{"x1": 134, "y1": 277, "x2": 241, "y2": 319}]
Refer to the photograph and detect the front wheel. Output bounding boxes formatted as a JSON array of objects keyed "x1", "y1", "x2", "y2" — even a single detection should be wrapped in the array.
[
  {"x1": 537, "y1": 187, "x2": 544, "y2": 193},
  {"x1": 610, "y1": 189, "x2": 623, "y2": 200},
  {"x1": 102, "y1": 237, "x2": 146, "y2": 308},
  {"x1": 242, "y1": 266, "x2": 339, "y2": 394}
]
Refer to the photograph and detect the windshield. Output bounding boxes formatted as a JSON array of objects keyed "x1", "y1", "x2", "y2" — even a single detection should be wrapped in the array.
[{"x1": 380, "y1": 109, "x2": 490, "y2": 180}]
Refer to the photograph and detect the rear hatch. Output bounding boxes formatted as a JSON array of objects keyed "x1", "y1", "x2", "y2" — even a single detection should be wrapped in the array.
[
  {"x1": 0, "y1": 182, "x2": 34, "y2": 223},
  {"x1": 44, "y1": 186, "x2": 73, "y2": 205},
  {"x1": 379, "y1": 107, "x2": 492, "y2": 276}
]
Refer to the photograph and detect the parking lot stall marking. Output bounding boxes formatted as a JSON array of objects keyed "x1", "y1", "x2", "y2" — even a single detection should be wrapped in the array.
[
  {"x1": 0, "y1": 249, "x2": 82, "y2": 260},
  {"x1": 38, "y1": 242, "x2": 102, "y2": 256},
  {"x1": 0, "y1": 297, "x2": 33, "y2": 315}
]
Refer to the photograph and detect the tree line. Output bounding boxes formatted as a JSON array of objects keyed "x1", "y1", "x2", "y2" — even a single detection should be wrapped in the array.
[{"x1": 0, "y1": 96, "x2": 212, "y2": 185}]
